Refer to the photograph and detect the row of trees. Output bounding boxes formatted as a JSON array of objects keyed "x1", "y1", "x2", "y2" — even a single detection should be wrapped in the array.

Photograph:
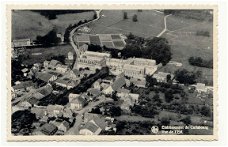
[
  {"x1": 32, "y1": 10, "x2": 93, "y2": 20},
  {"x1": 163, "y1": 10, "x2": 213, "y2": 21},
  {"x1": 189, "y1": 57, "x2": 213, "y2": 68}
]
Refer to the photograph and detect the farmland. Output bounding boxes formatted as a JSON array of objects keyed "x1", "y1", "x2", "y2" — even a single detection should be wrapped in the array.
[
  {"x1": 12, "y1": 10, "x2": 94, "y2": 40},
  {"x1": 87, "y1": 10, "x2": 164, "y2": 38},
  {"x1": 74, "y1": 34, "x2": 126, "y2": 49}
]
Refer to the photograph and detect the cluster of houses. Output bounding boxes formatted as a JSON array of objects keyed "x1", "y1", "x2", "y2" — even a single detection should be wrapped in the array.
[{"x1": 11, "y1": 36, "x2": 214, "y2": 136}]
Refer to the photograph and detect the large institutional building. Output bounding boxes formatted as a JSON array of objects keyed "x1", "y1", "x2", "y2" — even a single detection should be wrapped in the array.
[
  {"x1": 77, "y1": 51, "x2": 111, "y2": 70},
  {"x1": 77, "y1": 49, "x2": 158, "y2": 80},
  {"x1": 107, "y1": 57, "x2": 157, "y2": 79}
]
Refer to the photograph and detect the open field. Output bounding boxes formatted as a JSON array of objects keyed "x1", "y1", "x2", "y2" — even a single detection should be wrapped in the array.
[
  {"x1": 49, "y1": 11, "x2": 95, "y2": 35},
  {"x1": 12, "y1": 10, "x2": 53, "y2": 40},
  {"x1": 87, "y1": 10, "x2": 164, "y2": 38},
  {"x1": 160, "y1": 15, "x2": 213, "y2": 85},
  {"x1": 12, "y1": 10, "x2": 94, "y2": 40},
  {"x1": 22, "y1": 44, "x2": 74, "y2": 65}
]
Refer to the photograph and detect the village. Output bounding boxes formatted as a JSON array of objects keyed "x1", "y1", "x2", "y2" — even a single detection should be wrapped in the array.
[{"x1": 11, "y1": 10, "x2": 214, "y2": 136}]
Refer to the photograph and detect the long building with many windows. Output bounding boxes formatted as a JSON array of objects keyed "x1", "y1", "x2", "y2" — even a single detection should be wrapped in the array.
[{"x1": 77, "y1": 50, "x2": 158, "y2": 79}]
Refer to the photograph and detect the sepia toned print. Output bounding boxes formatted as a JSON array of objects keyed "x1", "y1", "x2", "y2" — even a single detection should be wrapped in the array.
[{"x1": 7, "y1": 4, "x2": 218, "y2": 141}]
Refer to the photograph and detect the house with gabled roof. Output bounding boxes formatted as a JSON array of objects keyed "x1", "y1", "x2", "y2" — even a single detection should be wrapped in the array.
[
  {"x1": 49, "y1": 120, "x2": 70, "y2": 132},
  {"x1": 79, "y1": 121, "x2": 101, "y2": 135},
  {"x1": 70, "y1": 96, "x2": 86, "y2": 111},
  {"x1": 87, "y1": 88, "x2": 101, "y2": 100},
  {"x1": 36, "y1": 72, "x2": 58, "y2": 83},
  {"x1": 31, "y1": 106, "x2": 47, "y2": 119},
  {"x1": 55, "y1": 78, "x2": 78, "y2": 90},
  {"x1": 68, "y1": 93, "x2": 80, "y2": 102},
  {"x1": 49, "y1": 60, "x2": 61, "y2": 69},
  {"x1": 67, "y1": 69, "x2": 81, "y2": 80},
  {"x1": 40, "y1": 123, "x2": 58, "y2": 135},
  {"x1": 79, "y1": 115, "x2": 107, "y2": 135},
  {"x1": 102, "y1": 76, "x2": 126, "y2": 95},
  {"x1": 47, "y1": 105, "x2": 64, "y2": 117},
  {"x1": 56, "y1": 64, "x2": 69, "y2": 74}
]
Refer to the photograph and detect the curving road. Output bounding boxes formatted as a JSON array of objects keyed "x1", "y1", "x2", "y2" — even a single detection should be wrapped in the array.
[{"x1": 69, "y1": 10, "x2": 102, "y2": 69}]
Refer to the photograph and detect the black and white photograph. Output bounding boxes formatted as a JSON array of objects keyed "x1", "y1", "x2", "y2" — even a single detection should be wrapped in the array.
[{"x1": 8, "y1": 5, "x2": 218, "y2": 141}]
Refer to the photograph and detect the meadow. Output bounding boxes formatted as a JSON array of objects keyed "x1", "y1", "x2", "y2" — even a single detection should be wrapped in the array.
[
  {"x1": 161, "y1": 14, "x2": 213, "y2": 85},
  {"x1": 12, "y1": 10, "x2": 94, "y2": 40},
  {"x1": 88, "y1": 10, "x2": 165, "y2": 38}
]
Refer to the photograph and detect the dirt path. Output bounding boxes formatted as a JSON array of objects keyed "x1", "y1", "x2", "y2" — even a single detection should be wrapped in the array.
[{"x1": 156, "y1": 14, "x2": 171, "y2": 37}]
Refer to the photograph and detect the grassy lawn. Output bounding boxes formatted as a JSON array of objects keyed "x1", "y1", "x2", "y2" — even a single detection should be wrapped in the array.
[
  {"x1": 88, "y1": 10, "x2": 164, "y2": 38},
  {"x1": 12, "y1": 10, "x2": 94, "y2": 40},
  {"x1": 22, "y1": 44, "x2": 74, "y2": 65}
]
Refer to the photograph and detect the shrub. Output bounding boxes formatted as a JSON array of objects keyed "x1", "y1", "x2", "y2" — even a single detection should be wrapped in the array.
[{"x1": 132, "y1": 14, "x2": 138, "y2": 22}]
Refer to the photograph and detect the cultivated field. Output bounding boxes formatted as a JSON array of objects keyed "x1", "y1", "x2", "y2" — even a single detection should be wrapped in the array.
[
  {"x1": 87, "y1": 10, "x2": 164, "y2": 38},
  {"x1": 160, "y1": 15, "x2": 213, "y2": 85},
  {"x1": 12, "y1": 10, "x2": 94, "y2": 40},
  {"x1": 74, "y1": 34, "x2": 126, "y2": 49}
]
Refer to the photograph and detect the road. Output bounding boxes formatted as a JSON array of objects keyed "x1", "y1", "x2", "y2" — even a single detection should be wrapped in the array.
[
  {"x1": 156, "y1": 14, "x2": 171, "y2": 37},
  {"x1": 65, "y1": 96, "x2": 113, "y2": 135},
  {"x1": 69, "y1": 10, "x2": 102, "y2": 69}
]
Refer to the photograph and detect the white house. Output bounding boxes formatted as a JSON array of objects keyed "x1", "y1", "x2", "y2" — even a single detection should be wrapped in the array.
[{"x1": 70, "y1": 96, "x2": 86, "y2": 111}]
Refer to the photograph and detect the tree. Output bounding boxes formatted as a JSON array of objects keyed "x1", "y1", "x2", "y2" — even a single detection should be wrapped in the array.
[
  {"x1": 167, "y1": 74, "x2": 172, "y2": 82},
  {"x1": 161, "y1": 117, "x2": 170, "y2": 125},
  {"x1": 188, "y1": 56, "x2": 213, "y2": 68},
  {"x1": 121, "y1": 44, "x2": 142, "y2": 58},
  {"x1": 123, "y1": 12, "x2": 128, "y2": 19},
  {"x1": 111, "y1": 91, "x2": 119, "y2": 101},
  {"x1": 11, "y1": 110, "x2": 36, "y2": 134},
  {"x1": 174, "y1": 69, "x2": 197, "y2": 85},
  {"x1": 164, "y1": 90, "x2": 174, "y2": 103},
  {"x1": 200, "y1": 106, "x2": 211, "y2": 117},
  {"x1": 146, "y1": 75, "x2": 157, "y2": 87},
  {"x1": 132, "y1": 14, "x2": 138, "y2": 22},
  {"x1": 36, "y1": 29, "x2": 61, "y2": 46},
  {"x1": 181, "y1": 116, "x2": 191, "y2": 125},
  {"x1": 64, "y1": 24, "x2": 73, "y2": 42},
  {"x1": 109, "y1": 106, "x2": 121, "y2": 116},
  {"x1": 93, "y1": 13, "x2": 97, "y2": 19},
  {"x1": 49, "y1": 55, "x2": 66, "y2": 64},
  {"x1": 145, "y1": 37, "x2": 172, "y2": 65}
]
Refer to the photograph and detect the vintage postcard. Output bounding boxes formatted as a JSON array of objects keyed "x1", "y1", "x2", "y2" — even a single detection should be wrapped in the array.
[{"x1": 7, "y1": 4, "x2": 218, "y2": 141}]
